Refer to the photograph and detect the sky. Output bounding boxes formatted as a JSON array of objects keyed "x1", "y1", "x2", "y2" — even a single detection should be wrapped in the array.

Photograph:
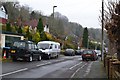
[{"x1": 17, "y1": 0, "x2": 103, "y2": 29}]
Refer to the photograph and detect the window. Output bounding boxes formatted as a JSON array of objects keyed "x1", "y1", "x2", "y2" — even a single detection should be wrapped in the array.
[
  {"x1": 31, "y1": 44, "x2": 35, "y2": 49},
  {"x1": 5, "y1": 36, "x2": 21, "y2": 47},
  {"x1": 58, "y1": 45, "x2": 60, "y2": 49},
  {"x1": 28, "y1": 44, "x2": 32, "y2": 49},
  {"x1": 13, "y1": 42, "x2": 25, "y2": 48},
  {"x1": 38, "y1": 43, "x2": 50, "y2": 49},
  {"x1": 55, "y1": 45, "x2": 57, "y2": 48}
]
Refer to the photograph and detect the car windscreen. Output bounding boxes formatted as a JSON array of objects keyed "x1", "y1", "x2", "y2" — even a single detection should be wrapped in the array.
[
  {"x1": 83, "y1": 50, "x2": 93, "y2": 54},
  {"x1": 13, "y1": 42, "x2": 26, "y2": 48},
  {"x1": 76, "y1": 50, "x2": 81, "y2": 52},
  {"x1": 37, "y1": 43, "x2": 50, "y2": 49}
]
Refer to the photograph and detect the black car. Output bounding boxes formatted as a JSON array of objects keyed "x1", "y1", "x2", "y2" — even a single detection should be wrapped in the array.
[
  {"x1": 10, "y1": 40, "x2": 42, "y2": 62},
  {"x1": 64, "y1": 49, "x2": 75, "y2": 56},
  {"x1": 75, "y1": 50, "x2": 82, "y2": 55}
]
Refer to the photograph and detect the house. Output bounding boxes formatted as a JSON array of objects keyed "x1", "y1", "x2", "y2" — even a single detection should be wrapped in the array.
[
  {"x1": 0, "y1": 5, "x2": 9, "y2": 48},
  {"x1": 1, "y1": 31, "x2": 24, "y2": 48},
  {"x1": 0, "y1": 5, "x2": 8, "y2": 25},
  {"x1": 44, "y1": 24, "x2": 49, "y2": 33},
  {"x1": 24, "y1": 19, "x2": 49, "y2": 33}
]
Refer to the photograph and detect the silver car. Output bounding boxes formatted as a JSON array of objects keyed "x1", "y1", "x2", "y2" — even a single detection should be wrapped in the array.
[{"x1": 64, "y1": 49, "x2": 75, "y2": 56}]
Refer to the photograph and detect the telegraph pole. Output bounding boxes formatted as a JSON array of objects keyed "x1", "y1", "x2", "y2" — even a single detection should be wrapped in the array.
[{"x1": 101, "y1": 0, "x2": 104, "y2": 61}]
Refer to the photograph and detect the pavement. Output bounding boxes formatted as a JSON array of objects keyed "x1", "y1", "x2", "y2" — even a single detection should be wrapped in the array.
[{"x1": 84, "y1": 60, "x2": 108, "y2": 78}]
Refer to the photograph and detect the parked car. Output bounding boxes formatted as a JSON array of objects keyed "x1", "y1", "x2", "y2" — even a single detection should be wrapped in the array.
[
  {"x1": 75, "y1": 50, "x2": 81, "y2": 55},
  {"x1": 82, "y1": 50, "x2": 98, "y2": 61},
  {"x1": 37, "y1": 41, "x2": 61, "y2": 59},
  {"x1": 64, "y1": 49, "x2": 75, "y2": 56},
  {"x1": 10, "y1": 40, "x2": 42, "y2": 62},
  {"x1": 94, "y1": 50, "x2": 101, "y2": 57}
]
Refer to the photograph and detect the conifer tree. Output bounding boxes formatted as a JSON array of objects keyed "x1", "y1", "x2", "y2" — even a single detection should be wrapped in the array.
[
  {"x1": 82, "y1": 27, "x2": 88, "y2": 48},
  {"x1": 37, "y1": 18, "x2": 44, "y2": 33}
]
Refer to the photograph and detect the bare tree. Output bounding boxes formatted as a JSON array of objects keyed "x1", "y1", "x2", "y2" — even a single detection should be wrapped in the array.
[{"x1": 104, "y1": 0, "x2": 120, "y2": 60}]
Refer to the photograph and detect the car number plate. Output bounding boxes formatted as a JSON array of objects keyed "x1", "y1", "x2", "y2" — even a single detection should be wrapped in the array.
[{"x1": 86, "y1": 55, "x2": 90, "y2": 57}]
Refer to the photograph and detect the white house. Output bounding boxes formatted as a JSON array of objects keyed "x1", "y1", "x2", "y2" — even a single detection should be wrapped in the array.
[
  {"x1": 44, "y1": 24, "x2": 49, "y2": 33},
  {"x1": 0, "y1": 5, "x2": 8, "y2": 24}
]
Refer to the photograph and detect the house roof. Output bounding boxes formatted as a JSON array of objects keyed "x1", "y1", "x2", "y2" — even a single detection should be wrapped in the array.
[
  {"x1": 2, "y1": 30, "x2": 25, "y2": 36},
  {"x1": 24, "y1": 19, "x2": 38, "y2": 28},
  {"x1": 23, "y1": 18, "x2": 47, "y2": 29},
  {"x1": 0, "y1": 5, "x2": 8, "y2": 14}
]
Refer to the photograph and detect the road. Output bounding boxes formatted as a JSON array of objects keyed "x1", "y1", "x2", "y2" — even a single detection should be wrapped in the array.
[{"x1": 1, "y1": 55, "x2": 107, "y2": 79}]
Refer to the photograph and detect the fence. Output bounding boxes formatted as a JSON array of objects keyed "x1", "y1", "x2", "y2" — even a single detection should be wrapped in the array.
[{"x1": 104, "y1": 54, "x2": 120, "y2": 80}]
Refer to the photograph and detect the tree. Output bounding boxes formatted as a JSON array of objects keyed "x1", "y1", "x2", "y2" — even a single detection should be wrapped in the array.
[
  {"x1": 40, "y1": 31, "x2": 48, "y2": 41},
  {"x1": 82, "y1": 27, "x2": 88, "y2": 48},
  {"x1": 6, "y1": 22, "x2": 11, "y2": 32},
  {"x1": 32, "y1": 31, "x2": 41, "y2": 43},
  {"x1": 18, "y1": 26, "x2": 22, "y2": 34},
  {"x1": 26, "y1": 27, "x2": 32, "y2": 40},
  {"x1": 37, "y1": 18, "x2": 44, "y2": 33},
  {"x1": 104, "y1": 1, "x2": 120, "y2": 60}
]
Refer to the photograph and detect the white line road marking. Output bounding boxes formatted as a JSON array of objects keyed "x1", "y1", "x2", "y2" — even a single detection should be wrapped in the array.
[
  {"x1": 56, "y1": 59, "x2": 65, "y2": 62},
  {"x1": 36, "y1": 64, "x2": 45, "y2": 67},
  {"x1": 36, "y1": 62, "x2": 52, "y2": 67},
  {"x1": 0, "y1": 68, "x2": 28, "y2": 77},
  {"x1": 83, "y1": 62, "x2": 93, "y2": 77},
  {"x1": 69, "y1": 62, "x2": 82, "y2": 70},
  {"x1": 36, "y1": 59, "x2": 65, "y2": 67},
  {"x1": 70, "y1": 63, "x2": 87, "y2": 78}
]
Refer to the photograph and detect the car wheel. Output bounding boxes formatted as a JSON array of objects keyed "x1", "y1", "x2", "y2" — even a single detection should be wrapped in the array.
[
  {"x1": 47, "y1": 55, "x2": 51, "y2": 59},
  {"x1": 28, "y1": 56, "x2": 33, "y2": 62},
  {"x1": 56, "y1": 54, "x2": 59, "y2": 58},
  {"x1": 82, "y1": 58, "x2": 85, "y2": 61},
  {"x1": 38, "y1": 55, "x2": 41, "y2": 61}
]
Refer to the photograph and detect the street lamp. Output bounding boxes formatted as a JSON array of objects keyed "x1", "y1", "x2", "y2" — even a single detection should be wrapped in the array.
[
  {"x1": 101, "y1": 0, "x2": 104, "y2": 61},
  {"x1": 53, "y1": 6, "x2": 57, "y2": 18}
]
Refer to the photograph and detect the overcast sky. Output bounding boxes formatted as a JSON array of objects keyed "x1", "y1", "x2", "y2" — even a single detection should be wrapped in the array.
[{"x1": 17, "y1": 0, "x2": 104, "y2": 29}]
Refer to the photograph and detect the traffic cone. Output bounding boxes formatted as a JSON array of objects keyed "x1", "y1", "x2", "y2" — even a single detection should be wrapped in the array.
[{"x1": 3, "y1": 50, "x2": 6, "y2": 59}]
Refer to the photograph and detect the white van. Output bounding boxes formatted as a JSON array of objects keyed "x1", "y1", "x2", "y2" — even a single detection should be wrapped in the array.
[{"x1": 37, "y1": 41, "x2": 61, "y2": 59}]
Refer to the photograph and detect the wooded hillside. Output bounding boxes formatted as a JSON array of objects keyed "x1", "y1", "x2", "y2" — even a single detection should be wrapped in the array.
[{"x1": 1, "y1": 2, "x2": 108, "y2": 48}]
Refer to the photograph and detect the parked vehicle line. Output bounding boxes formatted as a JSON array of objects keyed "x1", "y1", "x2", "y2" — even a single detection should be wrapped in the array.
[{"x1": 0, "y1": 68, "x2": 28, "y2": 77}]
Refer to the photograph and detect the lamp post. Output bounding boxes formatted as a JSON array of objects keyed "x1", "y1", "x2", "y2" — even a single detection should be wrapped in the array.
[
  {"x1": 101, "y1": 0, "x2": 104, "y2": 61},
  {"x1": 53, "y1": 6, "x2": 57, "y2": 18}
]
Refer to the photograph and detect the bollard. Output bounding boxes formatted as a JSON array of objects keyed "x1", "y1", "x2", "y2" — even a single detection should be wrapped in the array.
[{"x1": 3, "y1": 50, "x2": 7, "y2": 59}]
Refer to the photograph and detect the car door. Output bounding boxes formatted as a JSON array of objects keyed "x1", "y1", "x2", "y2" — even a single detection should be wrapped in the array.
[{"x1": 32, "y1": 44, "x2": 39, "y2": 59}]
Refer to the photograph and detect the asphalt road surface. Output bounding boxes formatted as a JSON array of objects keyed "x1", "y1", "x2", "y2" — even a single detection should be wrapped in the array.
[{"x1": 1, "y1": 55, "x2": 107, "y2": 79}]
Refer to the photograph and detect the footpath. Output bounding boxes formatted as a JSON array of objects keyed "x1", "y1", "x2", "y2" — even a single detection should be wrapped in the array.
[{"x1": 85, "y1": 58, "x2": 108, "y2": 78}]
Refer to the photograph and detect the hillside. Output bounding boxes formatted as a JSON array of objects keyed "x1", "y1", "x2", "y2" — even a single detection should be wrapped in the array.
[{"x1": 1, "y1": 2, "x2": 108, "y2": 46}]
